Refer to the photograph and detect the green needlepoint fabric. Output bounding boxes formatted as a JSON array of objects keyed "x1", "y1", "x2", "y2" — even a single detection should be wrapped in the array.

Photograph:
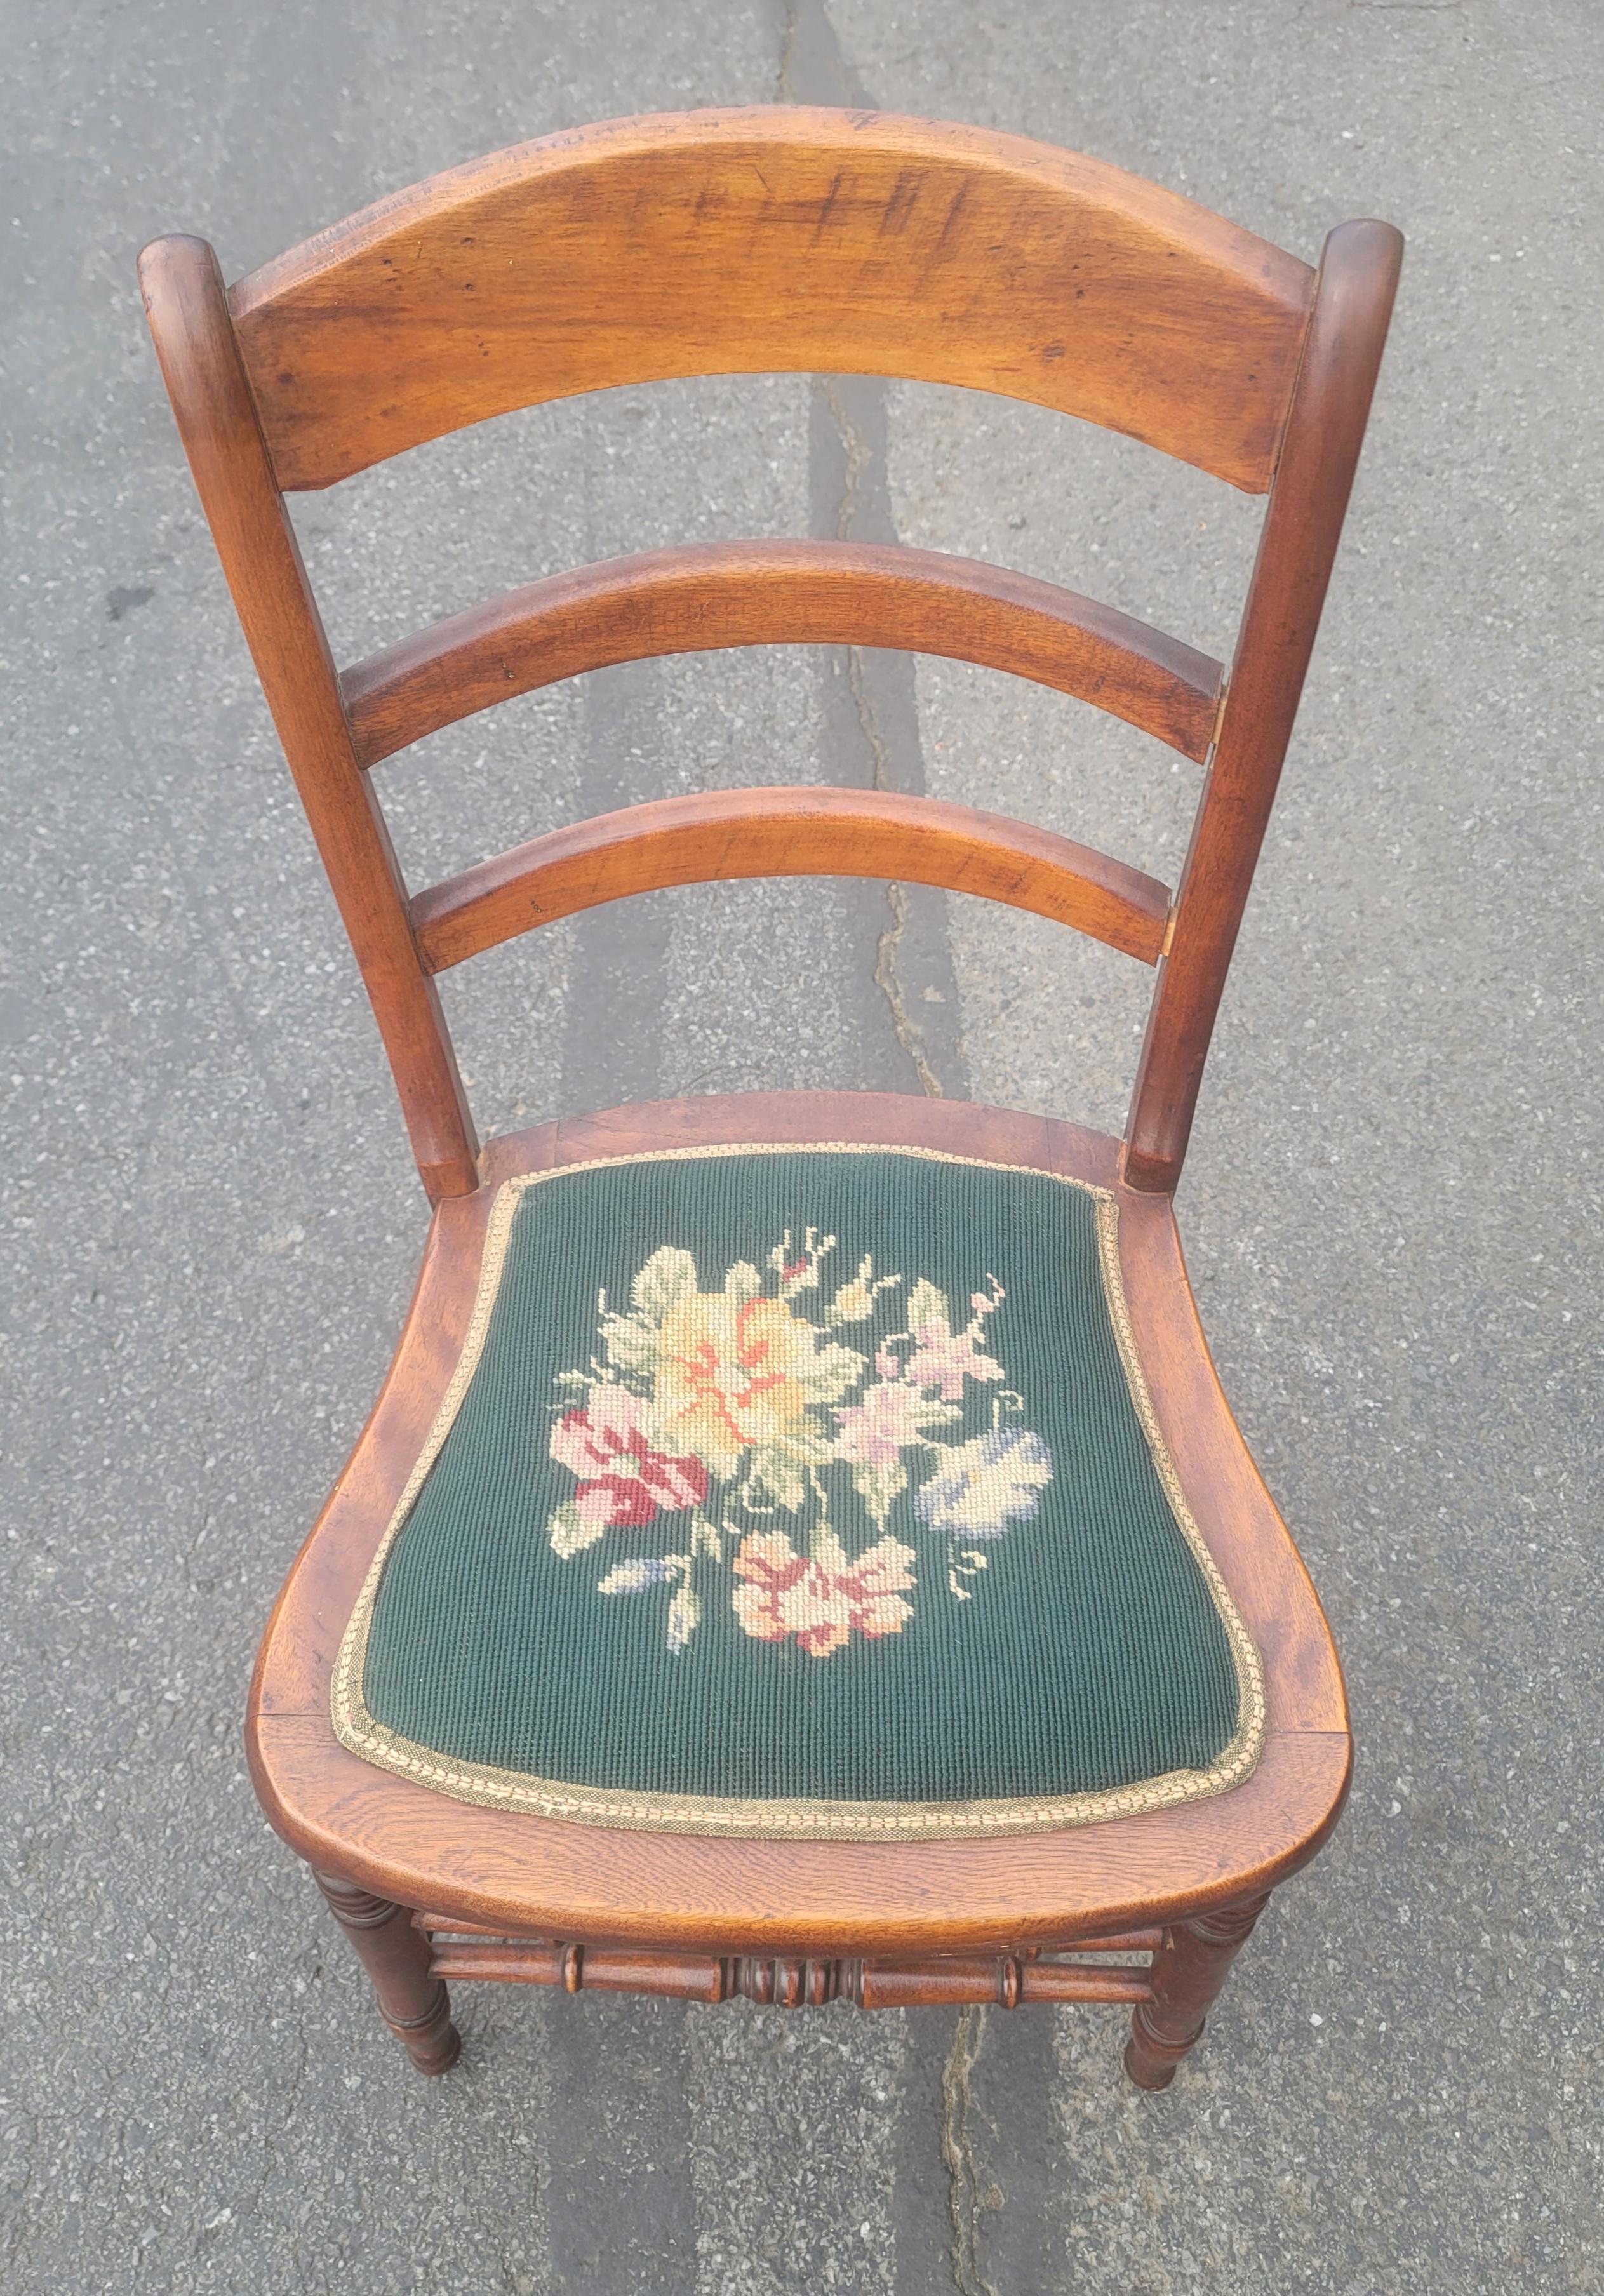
[{"x1": 357, "y1": 1148, "x2": 1248, "y2": 1819}]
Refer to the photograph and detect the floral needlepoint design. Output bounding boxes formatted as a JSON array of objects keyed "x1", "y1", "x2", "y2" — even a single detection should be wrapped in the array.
[
  {"x1": 732, "y1": 1527, "x2": 916, "y2": 1657},
  {"x1": 543, "y1": 1229, "x2": 1052, "y2": 1654},
  {"x1": 546, "y1": 1383, "x2": 707, "y2": 1556},
  {"x1": 915, "y1": 1428, "x2": 1053, "y2": 1539}
]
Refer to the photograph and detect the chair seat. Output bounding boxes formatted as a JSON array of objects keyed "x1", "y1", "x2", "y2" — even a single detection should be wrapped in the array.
[
  {"x1": 331, "y1": 1135, "x2": 1264, "y2": 1841},
  {"x1": 248, "y1": 1093, "x2": 1347, "y2": 1951}
]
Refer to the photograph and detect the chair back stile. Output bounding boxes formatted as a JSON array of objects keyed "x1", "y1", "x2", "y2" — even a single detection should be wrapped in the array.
[
  {"x1": 138, "y1": 110, "x2": 1401, "y2": 1203},
  {"x1": 1125, "y1": 220, "x2": 1401, "y2": 1190},
  {"x1": 138, "y1": 235, "x2": 480, "y2": 1199}
]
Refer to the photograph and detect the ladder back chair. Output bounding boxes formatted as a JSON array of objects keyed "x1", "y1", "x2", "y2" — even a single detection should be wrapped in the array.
[{"x1": 140, "y1": 109, "x2": 1401, "y2": 2088}]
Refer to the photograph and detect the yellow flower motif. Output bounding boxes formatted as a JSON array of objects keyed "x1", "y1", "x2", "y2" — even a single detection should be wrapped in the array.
[{"x1": 653, "y1": 1289, "x2": 823, "y2": 1478}]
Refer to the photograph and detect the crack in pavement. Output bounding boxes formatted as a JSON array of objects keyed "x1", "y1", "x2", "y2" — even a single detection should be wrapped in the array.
[
  {"x1": 941, "y1": 2007, "x2": 1003, "y2": 2296},
  {"x1": 815, "y1": 317, "x2": 953, "y2": 1104},
  {"x1": 874, "y1": 882, "x2": 945, "y2": 1098},
  {"x1": 776, "y1": 0, "x2": 853, "y2": 104},
  {"x1": 780, "y1": 11, "x2": 998, "y2": 2291},
  {"x1": 782, "y1": 2, "x2": 968, "y2": 1109},
  {"x1": 818, "y1": 374, "x2": 872, "y2": 542}
]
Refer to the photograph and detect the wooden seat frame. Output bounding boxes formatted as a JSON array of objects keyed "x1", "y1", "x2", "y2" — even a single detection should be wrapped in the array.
[{"x1": 140, "y1": 108, "x2": 1401, "y2": 2089}]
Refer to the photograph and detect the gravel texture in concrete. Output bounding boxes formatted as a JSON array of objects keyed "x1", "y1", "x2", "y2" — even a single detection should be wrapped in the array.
[{"x1": 3, "y1": 2, "x2": 1600, "y2": 2290}]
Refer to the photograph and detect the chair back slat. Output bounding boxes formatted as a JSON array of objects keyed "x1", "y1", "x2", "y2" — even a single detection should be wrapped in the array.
[
  {"x1": 229, "y1": 108, "x2": 1313, "y2": 494},
  {"x1": 408, "y1": 788, "x2": 1173, "y2": 975},
  {"x1": 140, "y1": 114, "x2": 1401, "y2": 1201},
  {"x1": 341, "y1": 541, "x2": 1224, "y2": 771}
]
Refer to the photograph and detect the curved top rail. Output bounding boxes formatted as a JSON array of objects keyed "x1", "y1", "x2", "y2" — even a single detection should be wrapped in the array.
[
  {"x1": 230, "y1": 107, "x2": 1313, "y2": 492},
  {"x1": 340, "y1": 540, "x2": 1224, "y2": 769}
]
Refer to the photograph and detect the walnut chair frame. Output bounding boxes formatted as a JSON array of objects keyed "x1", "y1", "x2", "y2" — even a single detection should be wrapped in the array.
[{"x1": 140, "y1": 109, "x2": 1401, "y2": 2089}]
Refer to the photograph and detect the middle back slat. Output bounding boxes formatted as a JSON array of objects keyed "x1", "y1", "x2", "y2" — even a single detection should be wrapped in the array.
[{"x1": 339, "y1": 542, "x2": 1224, "y2": 769}]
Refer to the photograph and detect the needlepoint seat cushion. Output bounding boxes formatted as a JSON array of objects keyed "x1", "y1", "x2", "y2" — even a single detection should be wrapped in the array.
[{"x1": 334, "y1": 1144, "x2": 1265, "y2": 1840}]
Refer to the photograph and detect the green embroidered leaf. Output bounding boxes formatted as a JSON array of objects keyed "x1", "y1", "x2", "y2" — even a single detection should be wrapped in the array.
[
  {"x1": 548, "y1": 1502, "x2": 605, "y2": 1559},
  {"x1": 801, "y1": 1338, "x2": 871, "y2": 1406},
  {"x1": 746, "y1": 1444, "x2": 808, "y2": 1512},
  {"x1": 852, "y1": 1454, "x2": 908, "y2": 1528},
  {"x1": 601, "y1": 1319, "x2": 662, "y2": 1377},
  {"x1": 667, "y1": 1581, "x2": 700, "y2": 1653},
  {"x1": 907, "y1": 1277, "x2": 949, "y2": 1335},
  {"x1": 632, "y1": 1245, "x2": 698, "y2": 1324}
]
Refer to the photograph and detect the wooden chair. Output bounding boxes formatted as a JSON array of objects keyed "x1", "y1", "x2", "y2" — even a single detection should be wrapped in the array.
[{"x1": 139, "y1": 109, "x2": 1401, "y2": 2089}]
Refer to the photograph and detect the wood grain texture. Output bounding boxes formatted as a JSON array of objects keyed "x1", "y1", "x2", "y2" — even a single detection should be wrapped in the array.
[
  {"x1": 340, "y1": 541, "x2": 1224, "y2": 768},
  {"x1": 246, "y1": 1091, "x2": 1351, "y2": 1958},
  {"x1": 136, "y1": 234, "x2": 480, "y2": 1202},
  {"x1": 145, "y1": 125, "x2": 1396, "y2": 1206},
  {"x1": 1125, "y1": 1892, "x2": 1270, "y2": 2089},
  {"x1": 856, "y1": 1958, "x2": 1153, "y2": 2009},
  {"x1": 409, "y1": 787, "x2": 1172, "y2": 971},
  {"x1": 417, "y1": 1938, "x2": 1154, "y2": 2009},
  {"x1": 1123, "y1": 218, "x2": 1404, "y2": 1192},
  {"x1": 314, "y1": 1871, "x2": 462, "y2": 2073},
  {"x1": 228, "y1": 107, "x2": 1313, "y2": 493}
]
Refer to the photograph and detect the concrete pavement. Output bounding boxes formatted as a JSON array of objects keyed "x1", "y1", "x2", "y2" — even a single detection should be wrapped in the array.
[{"x1": 3, "y1": 1, "x2": 1600, "y2": 2288}]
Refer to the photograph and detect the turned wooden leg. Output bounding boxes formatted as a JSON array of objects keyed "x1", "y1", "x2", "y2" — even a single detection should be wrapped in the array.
[
  {"x1": 1124, "y1": 1893, "x2": 1270, "y2": 2092},
  {"x1": 314, "y1": 1870, "x2": 462, "y2": 2076}
]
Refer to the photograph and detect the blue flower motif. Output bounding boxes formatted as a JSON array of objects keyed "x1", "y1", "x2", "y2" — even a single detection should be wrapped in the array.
[{"x1": 914, "y1": 1428, "x2": 1052, "y2": 1539}]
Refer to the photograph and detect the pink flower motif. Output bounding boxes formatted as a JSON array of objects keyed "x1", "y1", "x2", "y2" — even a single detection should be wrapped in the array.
[
  {"x1": 732, "y1": 1527, "x2": 915, "y2": 1658},
  {"x1": 902, "y1": 1286, "x2": 1006, "y2": 1400},
  {"x1": 550, "y1": 1385, "x2": 707, "y2": 1530},
  {"x1": 903, "y1": 1326, "x2": 1004, "y2": 1400},
  {"x1": 832, "y1": 1379, "x2": 933, "y2": 1471}
]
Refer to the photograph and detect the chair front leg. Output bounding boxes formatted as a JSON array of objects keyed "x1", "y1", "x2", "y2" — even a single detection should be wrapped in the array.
[
  {"x1": 1124, "y1": 1892, "x2": 1270, "y2": 2091},
  {"x1": 314, "y1": 1869, "x2": 462, "y2": 2076}
]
